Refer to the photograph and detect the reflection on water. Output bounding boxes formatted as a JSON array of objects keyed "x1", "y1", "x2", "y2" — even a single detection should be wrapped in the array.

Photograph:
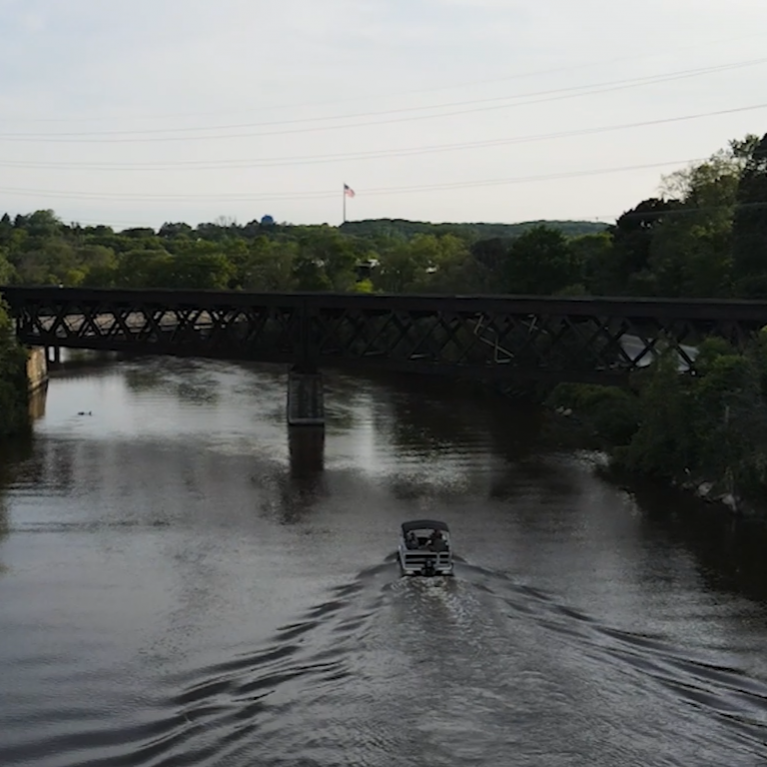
[
  {"x1": 288, "y1": 426, "x2": 325, "y2": 478},
  {"x1": 615, "y1": 472, "x2": 767, "y2": 605},
  {"x1": 0, "y1": 494, "x2": 6, "y2": 545},
  {"x1": 0, "y1": 354, "x2": 766, "y2": 766},
  {"x1": 28, "y1": 384, "x2": 47, "y2": 421}
]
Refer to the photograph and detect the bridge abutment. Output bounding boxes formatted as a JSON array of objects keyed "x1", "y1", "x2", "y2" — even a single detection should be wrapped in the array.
[
  {"x1": 287, "y1": 366, "x2": 325, "y2": 426},
  {"x1": 27, "y1": 347, "x2": 49, "y2": 393}
]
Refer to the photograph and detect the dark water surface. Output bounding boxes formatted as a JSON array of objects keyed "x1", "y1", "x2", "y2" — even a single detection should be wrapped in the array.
[{"x1": 1, "y1": 356, "x2": 767, "y2": 766}]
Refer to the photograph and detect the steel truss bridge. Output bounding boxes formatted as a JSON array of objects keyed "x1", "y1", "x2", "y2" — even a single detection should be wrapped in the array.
[{"x1": 2, "y1": 287, "x2": 767, "y2": 385}]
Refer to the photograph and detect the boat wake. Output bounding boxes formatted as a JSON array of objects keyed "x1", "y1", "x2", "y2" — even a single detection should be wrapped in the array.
[{"x1": 6, "y1": 559, "x2": 767, "y2": 767}]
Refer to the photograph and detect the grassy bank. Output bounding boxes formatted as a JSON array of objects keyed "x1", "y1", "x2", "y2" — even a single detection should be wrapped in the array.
[{"x1": 546, "y1": 333, "x2": 767, "y2": 515}]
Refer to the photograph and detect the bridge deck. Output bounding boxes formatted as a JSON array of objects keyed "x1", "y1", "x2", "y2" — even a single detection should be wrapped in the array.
[{"x1": 2, "y1": 287, "x2": 766, "y2": 383}]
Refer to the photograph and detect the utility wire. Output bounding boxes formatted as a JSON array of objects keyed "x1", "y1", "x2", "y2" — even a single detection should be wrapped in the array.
[
  {"x1": 0, "y1": 159, "x2": 715, "y2": 202},
  {"x1": 0, "y1": 102, "x2": 765, "y2": 171},
  {"x1": 2, "y1": 64, "x2": 767, "y2": 145},
  {"x1": 1, "y1": 58, "x2": 762, "y2": 140}
]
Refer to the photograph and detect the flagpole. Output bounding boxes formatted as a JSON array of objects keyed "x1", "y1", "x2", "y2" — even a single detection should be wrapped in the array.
[{"x1": 342, "y1": 184, "x2": 346, "y2": 224}]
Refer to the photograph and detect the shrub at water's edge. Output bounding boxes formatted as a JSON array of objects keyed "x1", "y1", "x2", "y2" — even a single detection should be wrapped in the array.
[
  {"x1": 546, "y1": 333, "x2": 767, "y2": 514},
  {"x1": 0, "y1": 297, "x2": 29, "y2": 438}
]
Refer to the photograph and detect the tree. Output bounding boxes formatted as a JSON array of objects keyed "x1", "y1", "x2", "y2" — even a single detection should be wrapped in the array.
[
  {"x1": 237, "y1": 238, "x2": 296, "y2": 291},
  {"x1": 163, "y1": 252, "x2": 234, "y2": 290},
  {"x1": 459, "y1": 237, "x2": 508, "y2": 293},
  {"x1": 410, "y1": 234, "x2": 472, "y2": 293},
  {"x1": 292, "y1": 254, "x2": 331, "y2": 291},
  {"x1": 620, "y1": 352, "x2": 695, "y2": 477},
  {"x1": 646, "y1": 148, "x2": 745, "y2": 297},
  {"x1": 159, "y1": 222, "x2": 193, "y2": 239},
  {"x1": 12, "y1": 240, "x2": 78, "y2": 285},
  {"x1": 25, "y1": 209, "x2": 62, "y2": 238},
  {"x1": 569, "y1": 232, "x2": 614, "y2": 295},
  {"x1": 78, "y1": 246, "x2": 118, "y2": 287},
  {"x1": 123, "y1": 227, "x2": 157, "y2": 239},
  {"x1": 373, "y1": 235, "x2": 435, "y2": 293},
  {"x1": 296, "y1": 227, "x2": 359, "y2": 291},
  {"x1": 732, "y1": 131, "x2": 767, "y2": 297},
  {"x1": 113, "y1": 249, "x2": 173, "y2": 288},
  {"x1": 502, "y1": 225, "x2": 577, "y2": 295},
  {"x1": 0, "y1": 214, "x2": 11, "y2": 247},
  {"x1": 609, "y1": 198, "x2": 680, "y2": 294},
  {"x1": 0, "y1": 249, "x2": 14, "y2": 284},
  {"x1": 0, "y1": 297, "x2": 29, "y2": 436}
]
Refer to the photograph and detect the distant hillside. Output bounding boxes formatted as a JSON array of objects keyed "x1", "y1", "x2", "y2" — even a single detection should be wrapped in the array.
[{"x1": 339, "y1": 218, "x2": 607, "y2": 241}]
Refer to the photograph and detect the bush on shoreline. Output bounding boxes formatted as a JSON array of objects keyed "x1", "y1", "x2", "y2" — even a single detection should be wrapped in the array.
[
  {"x1": 547, "y1": 333, "x2": 767, "y2": 510},
  {"x1": 0, "y1": 298, "x2": 29, "y2": 438}
]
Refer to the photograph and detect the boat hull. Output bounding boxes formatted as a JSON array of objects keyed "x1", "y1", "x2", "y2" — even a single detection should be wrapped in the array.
[{"x1": 398, "y1": 549, "x2": 453, "y2": 577}]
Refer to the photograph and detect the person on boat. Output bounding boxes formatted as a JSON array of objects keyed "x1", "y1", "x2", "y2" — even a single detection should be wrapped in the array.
[
  {"x1": 428, "y1": 528, "x2": 447, "y2": 551},
  {"x1": 406, "y1": 531, "x2": 419, "y2": 550}
]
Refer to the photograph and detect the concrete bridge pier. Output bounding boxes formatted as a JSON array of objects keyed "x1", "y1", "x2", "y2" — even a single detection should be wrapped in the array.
[
  {"x1": 27, "y1": 348, "x2": 49, "y2": 392},
  {"x1": 287, "y1": 365, "x2": 325, "y2": 426},
  {"x1": 45, "y1": 345, "x2": 61, "y2": 366}
]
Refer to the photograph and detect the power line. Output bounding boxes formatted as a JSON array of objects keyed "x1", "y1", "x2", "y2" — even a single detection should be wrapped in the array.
[
  {"x1": 3, "y1": 66, "x2": 767, "y2": 145},
  {"x1": 0, "y1": 158, "x2": 709, "y2": 202},
  {"x1": 0, "y1": 102, "x2": 764, "y2": 172},
  {"x1": 1, "y1": 58, "x2": 762, "y2": 141}
]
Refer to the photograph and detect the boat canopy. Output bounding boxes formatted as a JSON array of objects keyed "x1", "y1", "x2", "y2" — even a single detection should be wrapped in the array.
[{"x1": 401, "y1": 519, "x2": 450, "y2": 533}]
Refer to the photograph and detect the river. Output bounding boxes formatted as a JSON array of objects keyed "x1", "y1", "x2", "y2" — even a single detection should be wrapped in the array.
[{"x1": 1, "y1": 354, "x2": 766, "y2": 766}]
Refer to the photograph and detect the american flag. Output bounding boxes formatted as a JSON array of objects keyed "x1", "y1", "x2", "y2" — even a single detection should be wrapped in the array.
[{"x1": 344, "y1": 184, "x2": 355, "y2": 198}]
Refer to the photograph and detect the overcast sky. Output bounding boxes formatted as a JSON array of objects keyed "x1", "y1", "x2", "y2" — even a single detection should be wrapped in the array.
[{"x1": 1, "y1": 0, "x2": 766, "y2": 230}]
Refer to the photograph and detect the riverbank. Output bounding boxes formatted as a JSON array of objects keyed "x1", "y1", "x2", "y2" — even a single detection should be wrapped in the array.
[
  {"x1": 544, "y1": 335, "x2": 767, "y2": 519},
  {"x1": 0, "y1": 301, "x2": 30, "y2": 438}
]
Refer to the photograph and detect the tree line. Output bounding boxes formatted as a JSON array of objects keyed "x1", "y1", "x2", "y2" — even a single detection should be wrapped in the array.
[
  {"x1": 0, "y1": 131, "x2": 765, "y2": 299},
  {"x1": 2, "y1": 131, "x2": 767, "y2": 502}
]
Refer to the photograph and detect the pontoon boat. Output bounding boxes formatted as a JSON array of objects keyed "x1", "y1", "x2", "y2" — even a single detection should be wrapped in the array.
[{"x1": 398, "y1": 519, "x2": 454, "y2": 576}]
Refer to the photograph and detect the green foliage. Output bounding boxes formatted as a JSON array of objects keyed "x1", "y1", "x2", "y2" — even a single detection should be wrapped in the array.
[
  {"x1": 547, "y1": 383, "x2": 640, "y2": 445},
  {"x1": 732, "y1": 132, "x2": 767, "y2": 297},
  {"x1": 503, "y1": 226, "x2": 577, "y2": 295},
  {"x1": 555, "y1": 283, "x2": 588, "y2": 297},
  {"x1": 340, "y1": 218, "x2": 606, "y2": 241},
  {"x1": 0, "y1": 249, "x2": 15, "y2": 284},
  {"x1": 619, "y1": 353, "x2": 696, "y2": 478},
  {"x1": 687, "y1": 342, "x2": 767, "y2": 494},
  {"x1": 237, "y1": 238, "x2": 297, "y2": 291},
  {"x1": 646, "y1": 148, "x2": 745, "y2": 297},
  {"x1": 552, "y1": 334, "x2": 767, "y2": 503},
  {"x1": 373, "y1": 235, "x2": 435, "y2": 293},
  {"x1": 0, "y1": 297, "x2": 30, "y2": 437},
  {"x1": 568, "y1": 233, "x2": 613, "y2": 295},
  {"x1": 608, "y1": 197, "x2": 681, "y2": 295},
  {"x1": 296, "y1": 226, "x2": 358, "y2": 291},
  {"x1": 0, "y1": 133, "x2": 764, "y2": 300}
]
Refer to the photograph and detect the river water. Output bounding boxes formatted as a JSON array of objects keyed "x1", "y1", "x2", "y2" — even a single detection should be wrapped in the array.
[{"x1": 1, "y1": 355, "x2": 767, "y2": 767}]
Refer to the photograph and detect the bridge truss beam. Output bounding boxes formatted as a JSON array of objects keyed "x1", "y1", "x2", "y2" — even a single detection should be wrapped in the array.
[{"x1": 2, "y1": 288, "x2": 767, "y2": 385}]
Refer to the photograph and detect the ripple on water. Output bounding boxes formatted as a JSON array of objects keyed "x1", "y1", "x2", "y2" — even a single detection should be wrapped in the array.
[{"x1": 2, "y1": 360, "x2": 767, "y2": 766}]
